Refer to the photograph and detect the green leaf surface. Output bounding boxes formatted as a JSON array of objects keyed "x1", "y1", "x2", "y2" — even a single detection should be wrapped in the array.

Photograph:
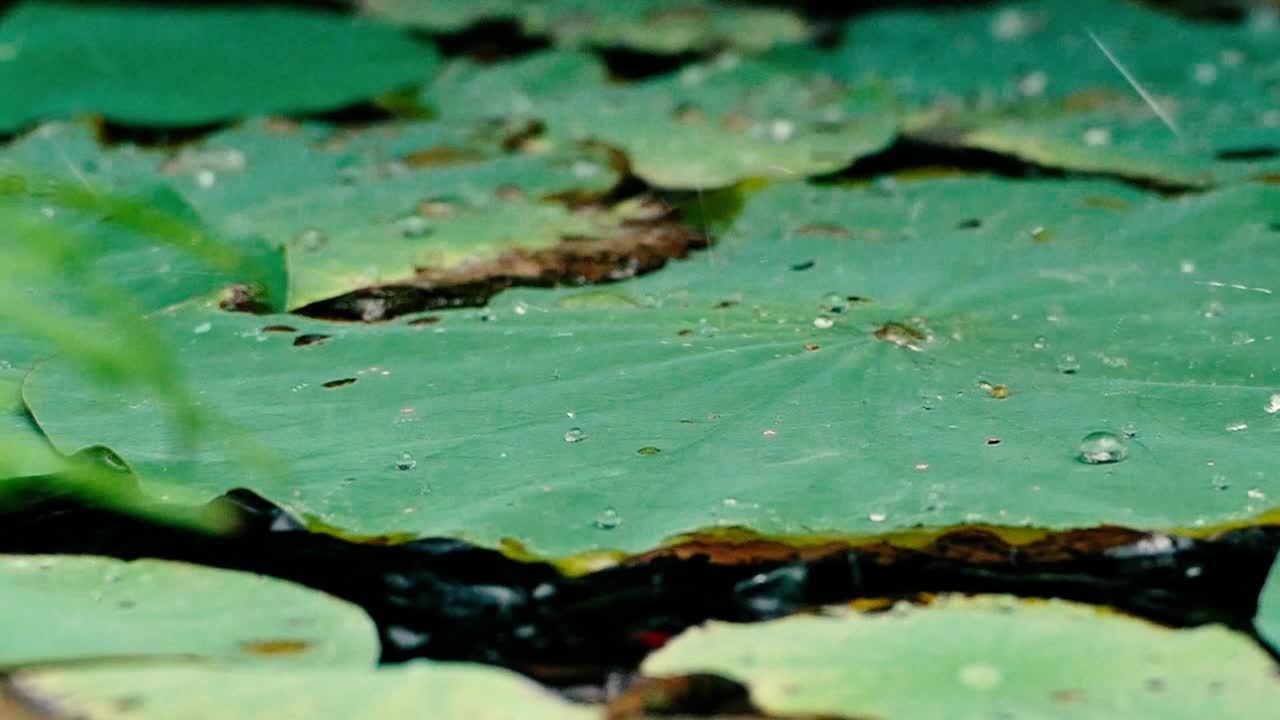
[
  {"x1": 642, "y1": 595, "x2": 1280, "y2": 719},
  {"x1": 10, "y1": 660, "x2": 595, "y2": 720},
  {"x1": 0, "y1": 367, "x2": 61, "y2": 478},
  {"x1": 363, "y1": 0, "x2": 809, "y2": 54},
  {"x1": 24, "y1": 177, "x2": 1280, "y2": 555},
  {"x1": 0, "y1": 1, "x2": 439, "y2": 132},
  {"x1": 3, "y1": 119, "x2": 621, "y2": 310},
  {"x1": 0, "y1": 555, "x2": 378, "y2": 668},
  {"x1": 833, "y1": 0, "x2": 1280, "y2": 185},
  {"x1": 427, "y1": 49, "x2": 898, "y2": 189}
]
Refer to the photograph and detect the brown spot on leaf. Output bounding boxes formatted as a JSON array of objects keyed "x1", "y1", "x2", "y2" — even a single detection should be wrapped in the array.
[
  {"x1": 295, "y1": 210, "x2": 708, "y2": 321},
  {"x1": 219, "y1": 283, "x2": 271, "y2": 314},
  {"x1": 293, "y1": 333, "x2": 331, "y2": 347},
  {"x1": 495, "y1": 184, "x2": 526, "y2": 202},
  {"x1": 240, "y1": 639, "x2": 310, "y2": 656},
  {"x1": 322, "y1": 378, "x2": 357, "y2": 389},
  {"x1": 1082, "y1": 195, "x2": 1133, "y2": 211},
  {"x1": 873, "y1": 322, "x2": 926, "y2": 350},
  {"x1": 401, "y1": 146, "x2": 484, "y2": 168},
  {"x1": 794, "y1": 222, "x2": 850, "y2": 238},
  {"x1": 1050, "y1": 689, "x2": 1085, "y2": 704}
]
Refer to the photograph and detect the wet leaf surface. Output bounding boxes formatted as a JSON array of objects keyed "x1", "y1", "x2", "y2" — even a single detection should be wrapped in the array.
[
  {"x1": 23, "y1": 177, "x2": 1280, "y2": 554},
  {"x1": 9, "y1": 660, "x2": 593, "y2": 720},
  {"x1": 2, "y1": 119, "x2": 622, "y2": 310},
  {"x1": 833, "y1": 0, "x2": 1280, "y2": 186},
  {"x1": 644, "y1": 595, "x2": 1280, "y2": 718},
  {"x1": 0, "y1": 2, "x2": 439, "y2": 132},
  {"x1": 0, "y1": 554, "x2": 378, "y2": 668},
  {"x1": 362, "y1": 0, "x2": 810, "y2": 55},
  {"x1": 426, "y1": 48, "x2": 898, "y2": 188}
]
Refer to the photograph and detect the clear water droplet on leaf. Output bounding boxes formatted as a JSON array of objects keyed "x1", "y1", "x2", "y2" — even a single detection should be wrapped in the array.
[
  {"x1": 395, "y1": 451, "x2": 416, "y2": 471},
  {"x1": 594, "y1": 507, "x2": 621, "y2": 530},
  {"x1": 1078, "y1": 431, "x2": 1127, "y2": 464},
  {"x1": 564, "y1": 428, "x2": 586, "y2": 443}
]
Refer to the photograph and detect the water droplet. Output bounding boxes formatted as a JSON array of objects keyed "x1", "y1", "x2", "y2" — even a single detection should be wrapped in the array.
[
  {"x1": 722, "y1": 497, "x2": 738, "y2": 507},
  {"x1": 958, "y1": 662, "x2": 1004, "y2": 690},
  {"x1": 768, "y1": 119, "x2": 795, "y2": 142},
  {"x1": 1212, "y1": 475, "x2": 1230, "y2": 491},
  {"x1": 1266, "y1": 394, "x2": 1280, "y2": 414},
  {"x1": 1231, "y1": 331, "x2": 1255, "y2": 345},
  {"x1": 1082, "y1": 127, "x2": 1111, "y2": 146},
  {"x1": 1032, "y1": 336, "x2": 1048, "y2": 350},
  {"x1": 399, "y1": 215, "x2": 432, "y2": 239},
  {"x1": 564, "y1": 428, "x2": 586, "y2": 443},
  {"x1": 297, "y1": 228, "x2": 327, "y2": 252},
  {"x1": 417, "y1": 199, "x2": 455, "y2": 218},
  {"x1": 1056, "y1": 354, "x2": 1080, "y2": 374},
  {"x1": 193, "y1": 322, "x2": 212, "y2": 334},
  {"x1": 1226, "y1": 422, "x2": 1248, "y2": 432},
  {"x1": 594, "y1": 507, "x2": 621, "y2": 530},
  {"x1": 1078, "y1": 431, "x2": 1127, "y2": 464},
  {"x1": 195, "y1": 169, "x2": 217, "y2": 188},
  {"x1": 1180, "y1": 259, "x2": 1197, "y2": 274},
  {"x1": 868, "y1": 512, "x2": 887, "y2": 522},
  {"x1": 761, "y1": 429, "x2": 777, "y2": 437},
  {"x1": 1121, "y1": 423, "x2": 1138, "y2": 438},
  {"x1": 637, "y1": 446, "x2": 661, "y2": 455},
  {"x1": 820, "y1": 293, "x2": 849, "y2": 314},
  {"x1": 395, "y1": 451, "x2": 416, "y2": 471},
  {"x1": 1248, "y1": 488, "x2": 1266, "y2": 501},
  {"x1": 813, "y1": 317, "x2": 834, "y2": 329},
  {"x1": 1018, "y1": 70, "x2": 1047, "y2": 96}
]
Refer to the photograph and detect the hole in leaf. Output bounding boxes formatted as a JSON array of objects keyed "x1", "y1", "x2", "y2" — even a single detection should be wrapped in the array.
[{"x1": 292, "y1": 334, "x2": 331, "y2": 347}]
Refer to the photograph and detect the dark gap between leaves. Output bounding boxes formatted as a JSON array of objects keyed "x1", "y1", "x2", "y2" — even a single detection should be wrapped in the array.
[
  {"x1": 1215, "y1": 146, "x2": 1280, "y2": 162},
  {"x1": 816, "y1": 137, "x2": 1201, "y2": 195},
  {"x1": 1, "y1": 485, "x2": 1277, "y2": 698},
  {"x1": 429, "y1": 20, "x2": 550, "y2": 64}
]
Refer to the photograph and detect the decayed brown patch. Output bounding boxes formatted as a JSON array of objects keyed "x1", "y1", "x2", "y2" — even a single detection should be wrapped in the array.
[
  {"x1": 400, "y1": 146, "x2": 486, "y2": 167},
  {"x1": 295, "y1": 205, "x2": 708, "y2": 322},
  {"x1": 631, "y1": 525, "x2": 1156, "y2": 569},
  {"x1": 606, "y1": 674, "x2": 848, "y2": 720},
  {"x1": 239, "y1": 639, "x2": 310, "y2": 656}
]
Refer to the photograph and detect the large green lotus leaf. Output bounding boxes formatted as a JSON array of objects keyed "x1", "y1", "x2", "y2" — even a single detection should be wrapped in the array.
[
  {"x1": 363, "y1": 0, "x2": 808, "y2": 54},
  {"x1": 10, "y1": 660, "x2": 594, "y2": 720},
  {"x1": 834, "y1": 0, "x2": 1280, "y2": 185},
  {"x1": 0, "y1": 555, "x2": 377, "y2": 667},
  {"x1": 643, "y1": 595, "x2": 1280, "y2": 719},
  {"x1": 24, "y1": 177, "x2": 1280, "y2": 555},
  {"x1": 0, "y1": 2, "x2": 438, "y2": 132},
  {"x1": 427, "y1": 49, "x2": 897, "y2": 189},
  {"x1": 3, "y1": 119, "x2": 621, "y2": 310},
  {"x1": 1256, "y1": 553, "x2": 1280, "y2": 650}
]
